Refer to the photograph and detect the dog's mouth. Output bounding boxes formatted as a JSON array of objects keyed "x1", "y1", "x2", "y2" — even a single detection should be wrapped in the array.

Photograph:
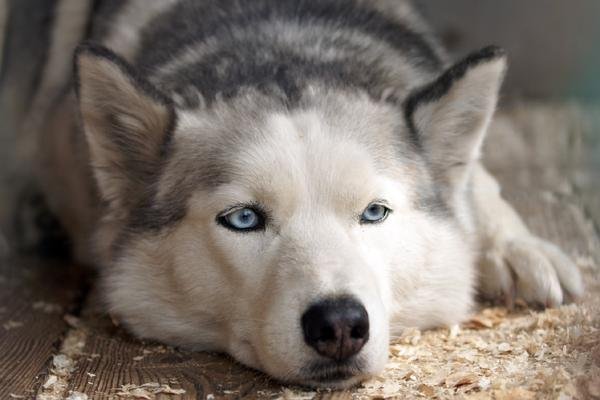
[{"x1": 300, "y1": 359, "x2": 369, "y2": 387}]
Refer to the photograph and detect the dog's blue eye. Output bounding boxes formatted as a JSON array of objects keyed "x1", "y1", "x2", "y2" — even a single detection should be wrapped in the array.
[
  {"x1": 360, "y1": 203, "x2": 390, "y2": 224},
  {"x1": 218, "y1": 207, "x2": 264, "y2": 231}
]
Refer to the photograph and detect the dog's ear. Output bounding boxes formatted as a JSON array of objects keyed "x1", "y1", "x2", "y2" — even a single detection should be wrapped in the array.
[
  {"x1": 74, "y1": 43, "x2": 175, "y2": 210},
  {"x1": 404, "y1": 46, "x2": 506, "y2": 173}
]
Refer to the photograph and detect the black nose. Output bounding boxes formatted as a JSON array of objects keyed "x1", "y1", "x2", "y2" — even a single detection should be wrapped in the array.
[{"x1": 301, "y1": 296, "x2": 369, "y2": 361}]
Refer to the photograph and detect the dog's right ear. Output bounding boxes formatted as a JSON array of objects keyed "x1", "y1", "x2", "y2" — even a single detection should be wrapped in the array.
[
  {"x1": 74, "y1": 43, "x2": 175, "y2": 210},
  {"x1": 404, "y1": 46, "x2": 506, "y2": 175}
]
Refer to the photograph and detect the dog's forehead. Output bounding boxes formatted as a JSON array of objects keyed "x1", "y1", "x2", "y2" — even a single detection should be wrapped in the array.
[
  {"x1": 230, "y1": 110, "x2": 385, "y2": 206},
  {"x1": 160, "y1": 89, "x2": 421, "y2": 215}
]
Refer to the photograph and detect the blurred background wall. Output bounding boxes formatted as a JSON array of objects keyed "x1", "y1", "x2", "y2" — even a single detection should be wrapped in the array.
[
  {"x1": 416, "y1": 0, "x2": 600, "y2": 101},
  {"x1": 2, "y1": 1, "x2": 600, "y2": 107}
]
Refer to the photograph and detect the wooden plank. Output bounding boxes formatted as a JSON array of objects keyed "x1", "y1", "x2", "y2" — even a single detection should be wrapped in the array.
[
  {"x1": 0, "y1": 257, "x2": 84, "y2": 399},
  {"x1": 64, "y1": 325, "x2": 279, "y2": 398},
  {"x1": 62, "y1": 296, "x2": 281, "y2": 399}
]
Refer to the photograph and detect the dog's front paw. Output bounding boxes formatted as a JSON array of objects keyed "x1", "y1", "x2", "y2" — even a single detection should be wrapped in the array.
[{"x1": 479, "y1": 235, "x2": 584, "y2": 308}]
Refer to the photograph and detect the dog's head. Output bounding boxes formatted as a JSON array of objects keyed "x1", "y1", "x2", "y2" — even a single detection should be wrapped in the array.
[{"x1": 75, "y1": 44, "x2": 505, "y2": 387}]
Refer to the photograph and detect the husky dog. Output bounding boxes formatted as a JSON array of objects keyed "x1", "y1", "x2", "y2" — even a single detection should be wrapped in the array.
[{"x1": 15, "y1": 0, "x2": 583, "y2": 388}]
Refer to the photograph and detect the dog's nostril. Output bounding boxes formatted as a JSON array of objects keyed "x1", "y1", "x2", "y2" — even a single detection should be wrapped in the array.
[
  {"x1": 301, "y1": 296, "x2": 369, "y2": 361},
  {"x1": 319, "y1": 325, "x2": 337, "y2": 342},
  {"x1": 351, "y1": 322, "x2": 368, "y2": 339}
]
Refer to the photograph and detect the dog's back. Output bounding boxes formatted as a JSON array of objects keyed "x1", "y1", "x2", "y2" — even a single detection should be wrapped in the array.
[{"x1": 92, "y1": 0, "x2": 444, "y2": 98}]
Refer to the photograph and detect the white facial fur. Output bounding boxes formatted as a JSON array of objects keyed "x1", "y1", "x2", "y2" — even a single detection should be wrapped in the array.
[{"x1": 104, "y1": 102, "x2": 475, "y2": 387}]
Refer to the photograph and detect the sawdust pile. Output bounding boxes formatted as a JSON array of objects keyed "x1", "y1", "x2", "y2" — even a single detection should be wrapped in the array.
[
  {"x1": 36, "y1": 328, "x2": 87, "y2": 400},
  {"x1": 358, "y1": 306, "x2": 597, "y2": 399},
  {"x1": 361, "y1": 272, "x2": 599, "y2": 399}
]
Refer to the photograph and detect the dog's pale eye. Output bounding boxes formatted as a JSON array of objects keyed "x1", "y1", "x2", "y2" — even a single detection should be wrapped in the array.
[
  {"x1": 217, "y1": 207, "x2": 265, "y2": 231},
  {"x1": 360, "y1": 203, "x2": 390, "y2": 224}
]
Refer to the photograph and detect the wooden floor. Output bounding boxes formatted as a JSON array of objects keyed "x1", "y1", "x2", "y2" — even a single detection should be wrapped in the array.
[{"x1": 1, "y1": 101, "x2": 599, "y2": 399}]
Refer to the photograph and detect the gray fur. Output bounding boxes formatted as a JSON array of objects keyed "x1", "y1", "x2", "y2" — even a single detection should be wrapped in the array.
[{"x1": 94, "y1": 0, "x2": 445, "y2": 107}]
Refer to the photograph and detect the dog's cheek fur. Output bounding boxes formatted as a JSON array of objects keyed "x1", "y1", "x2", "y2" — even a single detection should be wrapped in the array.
[
  {"x1": 101, "y1": 190, "x2": 248, "y2": 351},
  {"x1": 387, "y1": 211, "x2": 476, "y2": 331},
  {"x1": 352, "y1": 175, "x2": 476, "y2": 333},
  {"x1": 101, "y1": 230, "x2": 230, "y2": 351}
]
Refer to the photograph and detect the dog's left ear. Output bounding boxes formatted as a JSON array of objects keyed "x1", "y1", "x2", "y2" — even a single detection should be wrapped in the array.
[
  {"x1": 404, "y1": 46, "x2": 506, "y2": 172},
  {"x1": 74, "y1": 43, "x2": 175, "y2": 210}
]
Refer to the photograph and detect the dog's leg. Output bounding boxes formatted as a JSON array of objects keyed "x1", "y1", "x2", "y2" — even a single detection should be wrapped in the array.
[{"x1": 471, "y1": 163, "x2": 584, "y2": 307}]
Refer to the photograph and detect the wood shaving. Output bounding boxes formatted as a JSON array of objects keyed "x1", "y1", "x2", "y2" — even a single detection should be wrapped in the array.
[
  {"x1": 139, "y1": 345, "x2": 169, "y2": 354},
  {"x1": 444, "y1": 371, "x2": 478, "y2": 388},
  {"x1": 116, "y1": 383, "x2": 186, "y2": 399},
  {"x1": 493, "y1": 387, "x2": 536, "y2": 400},
  {"x1": 281, "y1": 388, "x2": 317, "y2": 399},
  {"x1": 497, "y1": 342, "x2": 512, "y2": 353},
  {"x1": 60, "y1": 328, "x2": 86, "y2": 358},
  {"x1": 38, "y1": 329, "x2": 88, "y2": 400},
  {"x1": 394, "y1": 327, "x2": 421, "y2": 345},
  {"x1": 464, "y1": 307, "x2": 508, "y2": 329},
  {"x1": 38, "y1": 374, "x2": 68, "y2": 400},
  {"x1": 3, "y1": 320, "x2": 23, "y2": 330},
  {"x1": 32, "y1": 301, "x2": 63, "y2": 313},
  {"x1": 64, "y1": 314, "x2": 81, "y2": 328},
  {"x1": 42, "y1": 375, "x2": 59, "y2": 389},
  {"x1": 52, "y1": 354, "x2": 75, "y2": 376},
  {"x1": 65, "y1": 392, "x2": 88, "y2": 400},
  {"x1": 417, "y1": 384, "x2": 435, "y2": 396}
]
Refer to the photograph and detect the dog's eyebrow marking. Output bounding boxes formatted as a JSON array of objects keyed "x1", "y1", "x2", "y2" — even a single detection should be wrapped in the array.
[
  {"x1": 160, "y1": 53, "x2": 392, "y2": 108},
  {"x1": 413, "y1": 181, "x2": 452, "y2": 219}
]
